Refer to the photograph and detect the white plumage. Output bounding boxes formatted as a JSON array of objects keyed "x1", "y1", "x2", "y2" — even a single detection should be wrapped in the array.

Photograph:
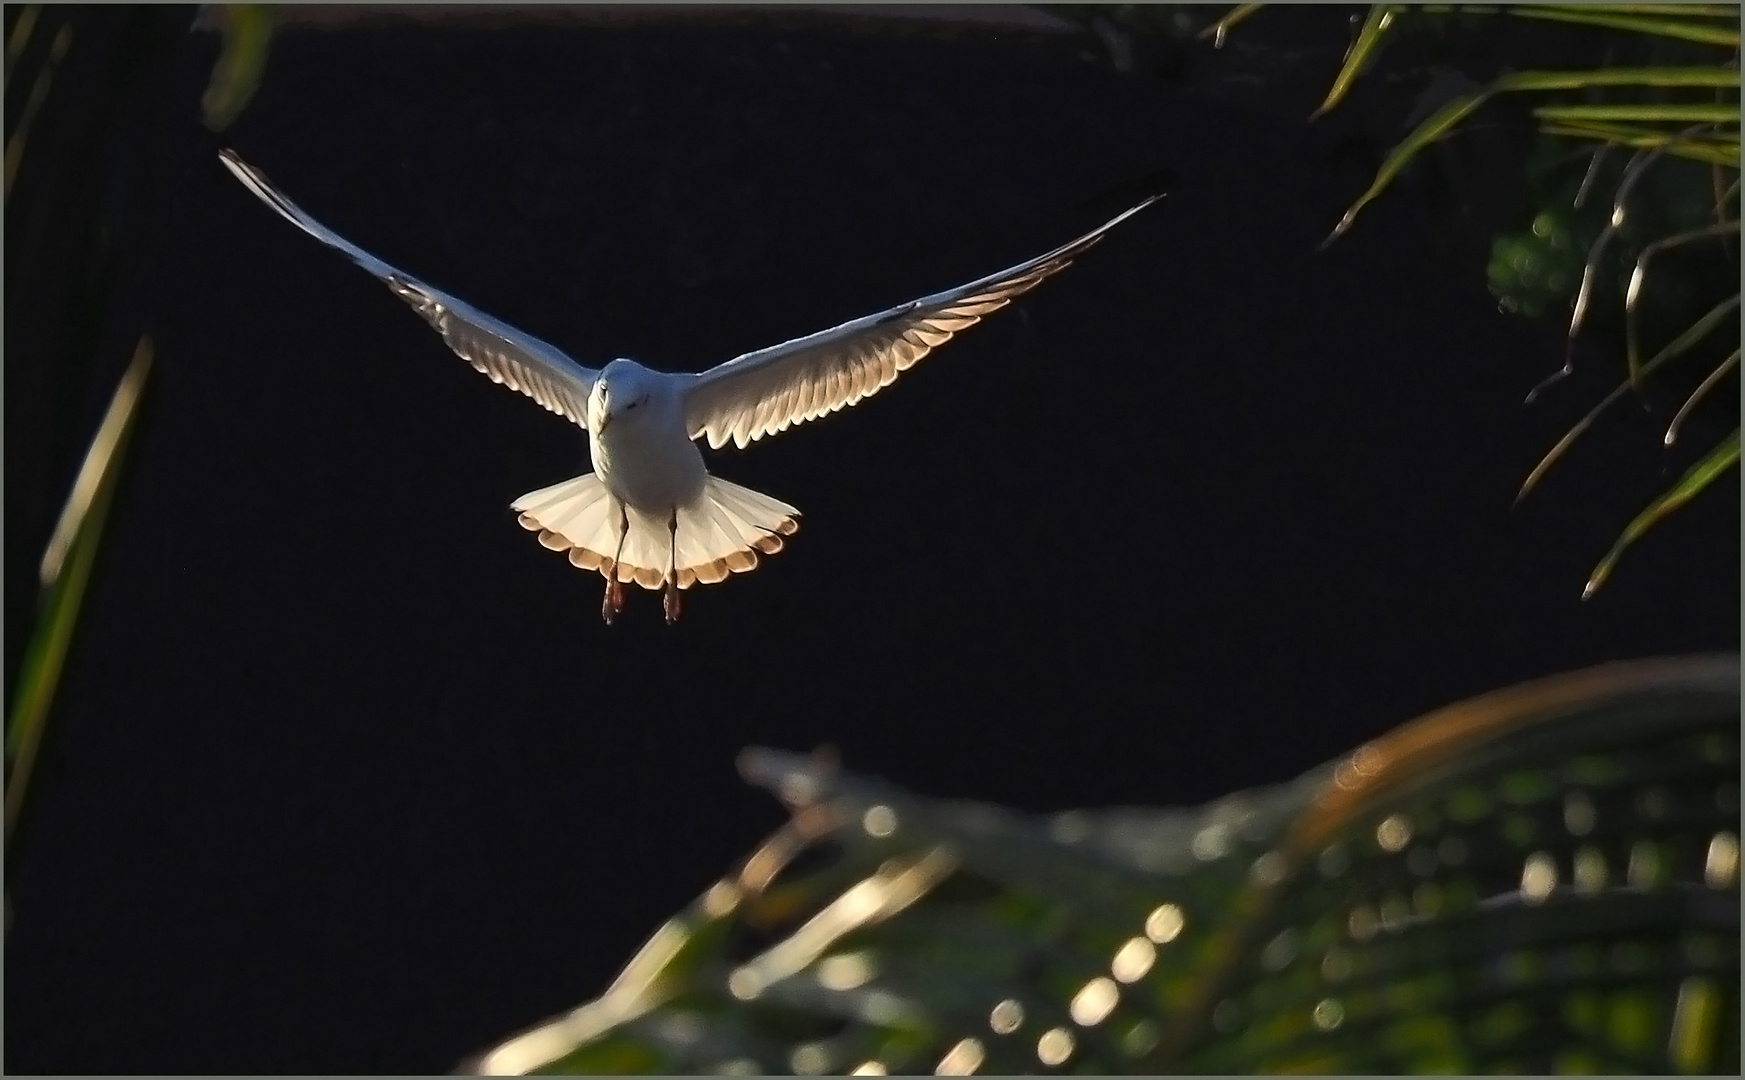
[{"x1": 219, "y1": 149, "x2": 1159, "y2": 623}]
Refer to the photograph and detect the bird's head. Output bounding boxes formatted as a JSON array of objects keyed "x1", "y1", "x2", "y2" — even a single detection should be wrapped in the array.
[{"x1": 591, "y1": 359, "x2": 656, "y2": 434}]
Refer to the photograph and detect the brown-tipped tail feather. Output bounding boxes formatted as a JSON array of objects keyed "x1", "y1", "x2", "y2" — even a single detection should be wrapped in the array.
[{"x1": 511, "y1": 473, "x2": 799, "y2": 590}]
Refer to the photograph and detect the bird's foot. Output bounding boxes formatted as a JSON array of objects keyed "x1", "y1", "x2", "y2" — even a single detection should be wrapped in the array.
[
  {"x1": 663, "y1": 579, "x2": 682, "y2": 625},
  {"x1": 601, "y1": 576, "x2": 625, "y2": 625}
]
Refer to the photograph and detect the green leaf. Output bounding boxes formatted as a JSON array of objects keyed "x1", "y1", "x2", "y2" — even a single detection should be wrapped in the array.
[
  {"x1": 1665, "y1": 349, "x2": 1740, "y2": 447},
  {"x1": 1324, "y1": 91, "x2": 1491, "y2": 245},
  {"x1": 1584, "y1": 428, "x2": 1740, "y2": 597},
  {"x1": 472, "y1": 658, "x2": 1741, "y2": 1074},
  {"x1": 3, "y1": 5, "x2": 41, "y2": 94},
  {"x1": 1314, "y1": 5, "x2": 1400, "y2": 118},
  {"x1": 1325, "y1": 66, "x2": 1740, "y2": 244},
  {"x1": 1517, "y1": 293, "x2": 1740, "y2": 502},
  {"x1": 1541, "y1": 123, "x2": 1741, "y2": 165},
  {"x1": 1508, "y1": 6, "x2": 1742, "y2": 46},
  {"x1": 1535, "y1": 102, "x2": 1742, "y2": 124},
  {"x1": 1625, "y1": 223, "x2": 1742, "y2": 387},
  {"x1": 1533, "y1": 4, "x2": 1743, "y2": 15},
  {"x1": 4, "y1": 338, "x2": 152, "y2": 842},
  {"x1": 201, "y1": 4, "x2": 275, "y2": 133},
  {"x1": 1197, "y1": 3, "x2": 1263, "y2": 45},
  {"x1": 1496, "y1": 65, "x2": 1742, "y2": 90},
  {"x1": 1539, "y1": 117, "x2": 1740, "y2": 148}
]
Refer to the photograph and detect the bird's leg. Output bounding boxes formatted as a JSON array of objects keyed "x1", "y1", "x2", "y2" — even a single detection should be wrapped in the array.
[
  {"x1": 601, "y1": 502, "x2": 629, "y2": 625},
  {"x1": 663, "y1": 509, "x2": 682, "y2": 625}
]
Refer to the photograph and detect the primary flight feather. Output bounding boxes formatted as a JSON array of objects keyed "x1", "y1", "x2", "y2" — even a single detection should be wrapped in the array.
[{"x1": 218, "y1": 149, "x2": 1159, "y2": 624}]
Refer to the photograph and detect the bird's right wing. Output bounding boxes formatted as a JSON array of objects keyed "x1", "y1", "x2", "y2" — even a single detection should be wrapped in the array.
[
  {"x1": 680, "y1": 195, "x2": 1160, "y2": 450},
  {"x1": 219, "y1": 149, "x2": 599, "y2": 429}
]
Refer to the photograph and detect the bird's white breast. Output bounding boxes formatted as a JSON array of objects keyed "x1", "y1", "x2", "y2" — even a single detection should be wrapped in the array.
[{"x1": 589, "y1": 406, "x2": 708, "y2": 513}]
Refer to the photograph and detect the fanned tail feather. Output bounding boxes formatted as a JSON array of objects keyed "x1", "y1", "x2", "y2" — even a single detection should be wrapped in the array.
[{"x1": 511, "y1": 474, "x2": 799, "y2": 590}]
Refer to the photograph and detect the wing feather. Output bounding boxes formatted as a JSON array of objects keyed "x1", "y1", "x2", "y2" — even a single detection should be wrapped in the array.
[
  {"x1": 219, "y1": 149, "x2": 599, "y2": 428},
  {"x1": 681, "y1": 195, "x2": 1159, "y2": 450}
]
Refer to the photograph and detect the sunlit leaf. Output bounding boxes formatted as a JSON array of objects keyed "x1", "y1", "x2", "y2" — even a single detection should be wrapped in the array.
[
  {"x1": 1624, "y1": 223, "x2": 1741, "y2": 386},
  {"x1": 1584, "y1": 428, "x2": 1740, "y2": 597},
  {"x1": 4, "y1": 338, "x2": 153, "y2": 843},
  {"x1": 1666, "y1": 349, "x2": 1739, "y2": 447},
  {"x1": 1196, "y1": 3, "x2": 1263, "y2": 45},
  {"x1": 201, "y1": 4, "x2": 274, "y2": 133},
  {"x1": 1508, "y1": 5, "x2": 1742, "y2": 46},
  {"x1": 1313, "y1": 5, "x2": 1399, "y2": 119},
  {"x1": 1497, "y1": 65, "x2": 1741, "y2": 90},
  {"x1": 1517, "y1": 293, "x2": 1740, "y2": 501},
  {"x1": 1324, "y1": 92, "x2": 1491, "y2": 245},
  {"x1": 1533, "y1": 4, "x2": 1742, "y2": 14},
  {"x1": 1540, "y1": 122, "x2": 1740, "y2": 166},
  {"x1": 1326, "y1": 66, "x2": 1739, "y2": 244},
  {"x1": 468, "y1": 658, "x2": 1741, "y2": 1075},
  {"x1": 1536, "y1": 102, "x2": 1742, "y2": 125},
  {"x1": 3, "y1": 4, "x2": 40, "y2": 94},
  {"x1": 3, "y1": 16, "x2": 70, "y2": 202},
  {"x1": 1543, "y1": 118, "x2": 1741, "y2": 145}
]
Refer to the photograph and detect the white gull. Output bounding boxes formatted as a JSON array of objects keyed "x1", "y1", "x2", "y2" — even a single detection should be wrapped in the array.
[{"x1": 219, "y1": 149, "x2": 1158, "y2": 624}]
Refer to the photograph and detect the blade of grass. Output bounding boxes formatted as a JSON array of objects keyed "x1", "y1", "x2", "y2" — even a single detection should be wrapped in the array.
[
  {"x1": 3, "y1": 4, "x2": 40, "y2": 95},
  {"x1": 1197, "y1": 3, "x2": 1263, "y2": 45},
  {"x1": 1665, "y1": 348, "x2": 1739, "y2": 447},
  {"x1": 1583, "y1": 428, "x2": 1739, "y2": 598},
  {"x1": 1541, "y1": 124, "x2": 1740, "y2": 165},
  {"x1": 1499, "y1": 66, "x2": 1742, "y2": 90},
  {"x1": 3, "y1": 17, "x2": 70, "y2": 202},
  {"x1": 1517, "y1": 293, "x2": 1740, "y2": 501},
  {"x1": 1326, "y1": 67, "x2": 1740, "y2": 244},
  {"x1": 1313, "y1": 5, "x2": 1399, "y2": 119},
  {"x1": 1539, "y1": 116, "x2": 1740, "y2": 148},
  {"x1": 5, "y1": 337, "x2": 153, "y2": 845},
  {"x1": 1714, "y1": 174, "x2": 1742, "y2": 213},
  {"x1": 1508, "y1": 6, "x2": 1742, "y2": 46},
  {"x1": 1531, "y1": 4, "x2": 1742, "y2": 15},
  {"x1": 1324, "y1": 92, "x2": 1490, "y2": 245},
  {"x1": 1536, "y1": 103, "x2": 1742, "y2": 124},
  {"x1": 1624, "y1": 223, "x2": 1741, "y2": 386}
]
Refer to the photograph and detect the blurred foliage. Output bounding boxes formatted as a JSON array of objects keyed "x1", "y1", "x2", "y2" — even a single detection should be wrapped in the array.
[
  {"x1": 469, "y1": 656, "x2": 1740, "y2": 1075},
  {"x1": 1063, "y1": 4, "x2": 1739, "y2": 596},
  {"x1": 1235, "y1": 3, "x2": 1739, "y2": 597},
  {"x1": 199, "y1": 4, "x2": 276, "y2": 132},
  {"x1": 4, "y1": 341, "x2": 152, "y2": 848},
  {"x1": 3, "y1": 3, "x2": 274, "y2": 873}
]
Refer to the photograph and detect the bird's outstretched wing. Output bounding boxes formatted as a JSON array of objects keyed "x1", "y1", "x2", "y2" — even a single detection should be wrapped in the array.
[
  {"x1": 680, "y1": 195, "x2": 1160, "y2": 450},
  {"x1": 219, "y1": 149, "x2": 599, "y2": 428}
]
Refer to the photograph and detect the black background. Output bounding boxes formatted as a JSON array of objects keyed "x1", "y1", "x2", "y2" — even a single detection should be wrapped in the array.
[{"x1": 6, "y1": 7, "x2": 1738, "y2": 1073}]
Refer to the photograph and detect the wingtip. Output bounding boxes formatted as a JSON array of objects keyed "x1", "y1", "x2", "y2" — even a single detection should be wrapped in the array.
[
  {"x1": 1078, "y1": 167, "x2": 1178, "y2": 222},
  {"x1": 216, "y1": 145, "x2": 257, "y2": 186}
]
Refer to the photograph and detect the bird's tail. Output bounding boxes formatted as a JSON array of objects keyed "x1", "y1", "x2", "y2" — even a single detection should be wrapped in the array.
[{"x1": 512, "y1": 474, "x2": 800, "y2": 590}]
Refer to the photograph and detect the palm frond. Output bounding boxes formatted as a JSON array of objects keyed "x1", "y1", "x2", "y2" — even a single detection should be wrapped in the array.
[
  {"x1": 1209, "y1": 2, "x2": 1739, "y2": 595},
  {"x1": 467, "y1": 657, "x2": 1741, "y2": 1075},
  {"x1": 5, "y1": 339, "x2": 153, "y2": 844},
  {"x1": 1584, "y1": 429, "x2": 1740, "y2": 598},
  {"x1": 200, "y1": 4, "x2": 276, "y2": 133}
]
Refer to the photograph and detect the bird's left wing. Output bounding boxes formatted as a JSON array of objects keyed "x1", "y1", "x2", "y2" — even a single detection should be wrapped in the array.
[
  {"x1": 219, "y1": 149, "x2": 599, "y2": 429},
  {"x1": 681, "y1": 195, "x2": 1161, "y2": 450}
]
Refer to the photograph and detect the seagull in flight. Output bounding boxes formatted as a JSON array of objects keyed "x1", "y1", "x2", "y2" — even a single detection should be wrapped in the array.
[{"x1": 219, "y1": 149, "x2": 1159, "y2": 624}]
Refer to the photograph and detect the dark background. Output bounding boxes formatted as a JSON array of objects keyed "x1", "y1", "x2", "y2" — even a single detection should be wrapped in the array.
[{"x1": 6, "y1": 6, "x2": 1738, "y2": 1073}]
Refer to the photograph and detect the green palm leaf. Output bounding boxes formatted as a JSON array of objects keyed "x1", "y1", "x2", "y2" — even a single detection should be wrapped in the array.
[
  {"x1": 5, "y1": 339, "x2": 153, "y2": 844},
  {"x1": 1584, "y1": 429, "x2": 1741, "y2": 598},
  {"x1": 468, "y1": 658, "x2": 1741, "y2": 1076}
]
